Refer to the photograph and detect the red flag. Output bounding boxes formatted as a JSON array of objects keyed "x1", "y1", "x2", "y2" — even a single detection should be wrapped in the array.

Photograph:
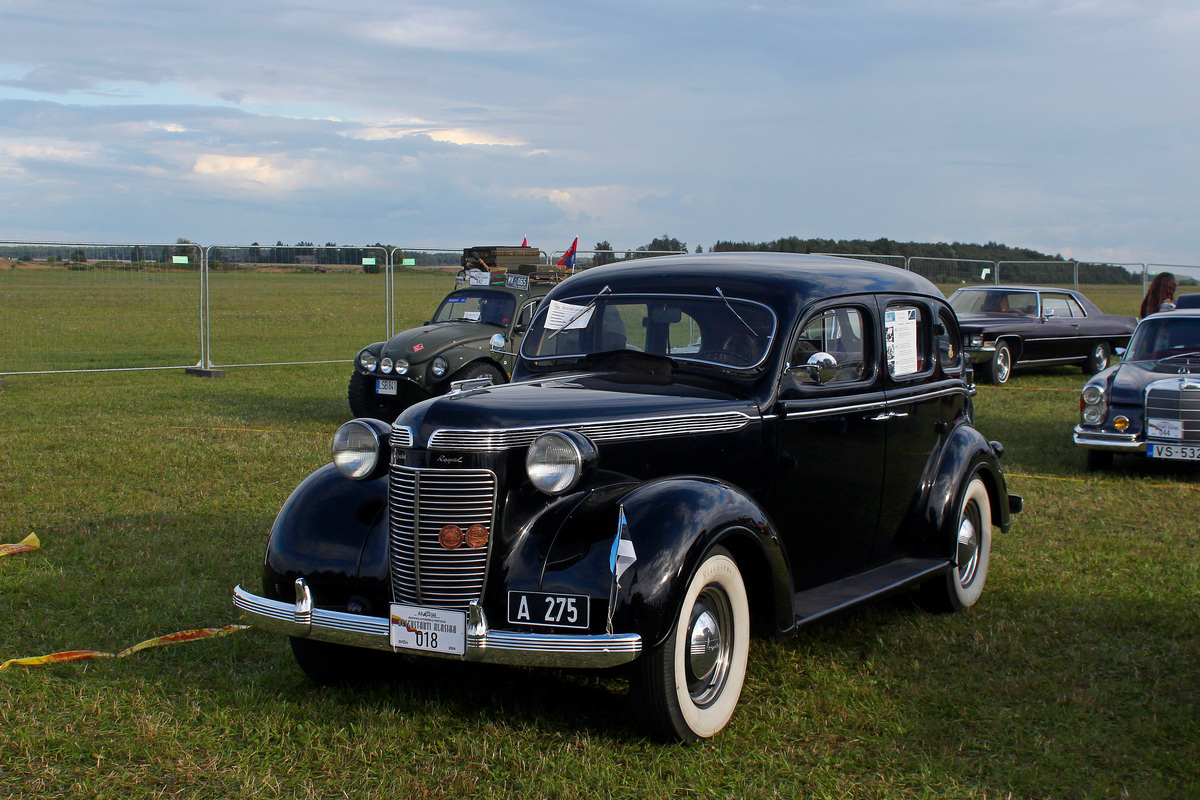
[
  {"x1": 521, "y1": 236, "x2": 528, "y2": 247},
  {"x1": 557, "y1": 237, "x2": 578, "y2": 271}
]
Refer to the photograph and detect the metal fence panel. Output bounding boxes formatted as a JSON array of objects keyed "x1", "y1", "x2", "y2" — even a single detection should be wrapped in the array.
[
  {"x1": 203, "y1": 245, "x2": 391, "y2": 368},
  {"x1": 907, "y1": 257, "x2": 998, "y2": 287},
  {"x1": 0, "y1": 241, "x2": 202, "y2": 375}
]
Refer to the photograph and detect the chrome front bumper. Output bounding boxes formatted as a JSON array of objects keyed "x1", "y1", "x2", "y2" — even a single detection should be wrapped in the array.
[
  {"x1": 232, "y1": 581, "x2": 642, "y2": 669},
  {"x1": 1073, "y1": 426, "x2": 1146, "y2": 453}
]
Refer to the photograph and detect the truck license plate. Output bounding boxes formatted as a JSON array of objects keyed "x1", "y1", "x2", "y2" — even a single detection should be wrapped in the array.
[
  {"x1": 507, "y1": 591, "x2": 590, "y2": 629},
  {"x1": 389, "y1": 604, "x2": 465, "y2": 655},
  {"x1": 376, "y1": 379, "x2": 398, "y2": 395},
  {"x1": 1147, "y1": 443, "x2": 1200, "y2": 461}
]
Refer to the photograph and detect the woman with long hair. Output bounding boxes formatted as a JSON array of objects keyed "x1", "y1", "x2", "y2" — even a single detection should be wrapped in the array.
[{"x1": 1140, "y1": 272, "x2": 1177, "y2": 317}]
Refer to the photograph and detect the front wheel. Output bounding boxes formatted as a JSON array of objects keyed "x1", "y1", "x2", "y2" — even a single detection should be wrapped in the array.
[
  {"x1": 630, "y1": 546, "x2": 750, "y2": 742},
  {"x1": 1086, "y1": 449, "x2": 1113, "y2": 471},
  {"x1": 348, "y1": 371, "x2": 405, "y2": 422},
  {"x1": 988, "y1": 342, "x2": 1013, "y2": 385},
  {"x1": 1084, "y1": 342, "x2": 1110, "y2": 375},
  {"x1": 920, "y1": 476, "x2": 992, "y2": 613},
  {"x1": 289, "y1": 636, "x2": 396, "y2": 685}
]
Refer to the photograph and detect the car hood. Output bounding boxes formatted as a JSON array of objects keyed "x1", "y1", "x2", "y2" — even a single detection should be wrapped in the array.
[
  {"x1": 396, "y1": 372, "x2": 759, "y2": 447},
  {"x1": 1108, "y1": 359, "x2": 1200, "y2": 405},
  {"x1": 381, "y1": 322, "x2": 503, "y2": 362}
]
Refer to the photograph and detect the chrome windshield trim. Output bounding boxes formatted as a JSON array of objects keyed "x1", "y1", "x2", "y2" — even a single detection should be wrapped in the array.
[
  {"x1": 232, "y1": 585, "x2": 641, "y2": 669},
  {"x1": 427, "y1": 411, "x2": 754, "y2": 451}
]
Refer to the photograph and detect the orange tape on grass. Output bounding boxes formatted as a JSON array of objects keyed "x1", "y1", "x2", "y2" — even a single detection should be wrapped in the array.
[
  {"x1": 1, "y1": 625, "x2": 249, "y2": 671},
  {"x1": 0, "y1": 533, "x2": 40, "y2": 557}
]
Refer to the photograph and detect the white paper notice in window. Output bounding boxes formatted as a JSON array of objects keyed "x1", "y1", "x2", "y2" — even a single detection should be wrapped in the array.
[
  {"x1": 885, "y1": 308, "x2": 919, "y2": 376},
  {"x1": 545, "y1": 299, "x2": 595, "y2": 331}
]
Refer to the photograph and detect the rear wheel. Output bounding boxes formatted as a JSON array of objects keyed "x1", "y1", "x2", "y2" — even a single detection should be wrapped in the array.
[
  {"x1": 630, "y1": 546, "x2": 750, "y2": 742},
  {"x1": 1084, "y1": 342, "x2": 1110, "y2": 375},
  {"x1": 348, "y1": 371, "x2": 405, "y2": 422},
  {"x1": 921, "y1": 476, "x2": 992, "y2": 613}
]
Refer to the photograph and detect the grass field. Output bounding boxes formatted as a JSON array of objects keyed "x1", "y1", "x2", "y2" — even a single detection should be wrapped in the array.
[{"x1": 0, "y1": 282, "x2": 1197, "y2": 799}]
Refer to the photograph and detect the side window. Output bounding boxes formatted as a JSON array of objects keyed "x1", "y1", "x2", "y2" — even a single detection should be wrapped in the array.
[
  {"x1": 791, "y1": 307, "x2": 870, "y2": 385},
  {"x1": 936, "y1": 310, "x2": 962, "y2": 373},
  {"x1": 1042, "y1": 296, "x2": 1072, "y2": 318},
  {"x1": 517, "y1": 301, "x2": 538, "y2": 329},
  {"x1": 884, "y1": 304, "x2": 930, "y2": 379}
]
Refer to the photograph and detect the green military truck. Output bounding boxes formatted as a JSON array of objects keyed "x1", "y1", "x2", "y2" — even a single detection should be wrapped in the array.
[{"x1": 348, "y1": 246, "x2": 562, "y2": 421}]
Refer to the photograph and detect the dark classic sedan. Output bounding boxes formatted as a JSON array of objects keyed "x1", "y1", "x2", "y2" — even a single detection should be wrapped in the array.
[
  {"x1": 948, "y1": 285, "x2": 1137, "y2": 384},
  {"x1": 1074, "y1": 308, "x2": 1200, "y2": 469},
  {"x1": 234, "y1": 253, "x2": 1020, "y2": 742}
]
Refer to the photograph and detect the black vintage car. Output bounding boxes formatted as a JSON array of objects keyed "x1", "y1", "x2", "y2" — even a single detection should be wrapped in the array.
[
  {"x1": 948, "y1": 285, "x2": 1137, "y2": 384},
  {"x1": 234, "y1": 253, "x2": 1020, "y2": 742},
  {"x1": 1074, "y1": 308, "x2": 1200, "y2": 469},
  {"x1": 349, "y1": 271, "x2": 556, "y2": 421}
]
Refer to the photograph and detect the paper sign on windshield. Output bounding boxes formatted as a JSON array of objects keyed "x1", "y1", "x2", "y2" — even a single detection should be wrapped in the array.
[
  {"x1": 545, "y1": 299, "x2": 595, "y2": 331},
  {"x1": 885, "y1": 308, "x2": 919, "y2": 376}
]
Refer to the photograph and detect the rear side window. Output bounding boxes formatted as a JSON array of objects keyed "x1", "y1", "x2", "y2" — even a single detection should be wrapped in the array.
[
  {"x1": 936, "y1": 310, "x2": 963, "y2": 373},
  {"x1": 884, "y1": 304, "x2": 930, "y2": 378}
]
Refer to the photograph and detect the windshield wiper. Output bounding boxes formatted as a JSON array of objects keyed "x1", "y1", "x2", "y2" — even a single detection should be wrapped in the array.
[
  {"x1": 548, "y1": 285, "x2": 611, "y2": 340},
  {"x1": 715, "y1": 287, "x2": 757, "y2": 337}
]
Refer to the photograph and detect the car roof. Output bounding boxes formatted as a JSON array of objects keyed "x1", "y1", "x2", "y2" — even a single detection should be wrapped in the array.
[
  {"x1": 953, "y1": 285, "x2": 1076, "y2": 293},
  {"x1": 547, "y1": 252, "x2": 943, "y2": 317}
]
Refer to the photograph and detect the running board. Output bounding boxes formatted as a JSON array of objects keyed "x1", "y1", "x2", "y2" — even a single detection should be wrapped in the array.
[{"x1": 792, "y1": 558, "x2": 951, "y2": 628}]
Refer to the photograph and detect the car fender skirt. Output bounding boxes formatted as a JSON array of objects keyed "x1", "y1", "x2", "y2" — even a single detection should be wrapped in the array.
[{"x1": 607, "y1": 477, "x2": 792, "y2": 649}]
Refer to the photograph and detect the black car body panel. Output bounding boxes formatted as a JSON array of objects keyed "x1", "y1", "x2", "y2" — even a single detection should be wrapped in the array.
[
  {"x1": 1074, "y1": 309, "x2": 1200, "y2": 467},
  {"x1": 949, "y1": 285, "x2": 1137, "y2": 384},
  {"x1": 236, "y1": 252, "x2": 1019, "y2": 740}
]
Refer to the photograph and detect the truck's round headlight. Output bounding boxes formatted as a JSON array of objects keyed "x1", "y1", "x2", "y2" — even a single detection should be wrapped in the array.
[
  {"x1": 358, "y1": 350, "x2": 378, "y2": 372},
  {"x1": 394, "y1": 357, "x2": 409, "y2": 375},
  {"x1": 431, "y1": 357, "x2": 448, "y2": 378},
  {"x1": 331, "y1": 419, "x2": 392, "y2": 480},
  {"x1": 526, "y1": 430, "x2": 597, "y2": 495},
  {"x1": 380, "y1": 357, "x2": 394, "y2": 374}
]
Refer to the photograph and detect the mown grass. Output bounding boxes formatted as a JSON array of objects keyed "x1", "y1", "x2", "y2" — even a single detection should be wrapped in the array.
[{"x1": 0, "y1": 285, "x2": 1197, "y2": 799}]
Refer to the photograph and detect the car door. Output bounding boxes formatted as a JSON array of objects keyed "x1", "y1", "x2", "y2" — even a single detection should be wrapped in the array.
[
  {"x1": 770, "y1": 301, "x2": 886, "y2": 590},
  {"x1": 1024, "y1": 291, "x2": 1080, "y2": 361},
  {"x1": 871, "y1": 298, "x2": 953, "y2": 564}
]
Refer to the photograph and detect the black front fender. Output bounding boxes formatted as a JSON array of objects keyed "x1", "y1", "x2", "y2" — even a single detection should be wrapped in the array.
[{"x1": 262, "y1": 463, "x2": 390, "y2": 612}]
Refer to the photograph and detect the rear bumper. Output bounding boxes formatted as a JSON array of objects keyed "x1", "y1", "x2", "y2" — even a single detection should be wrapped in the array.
[{"x1": 233, "y1": 582, "x2": 642, "y2": 669}]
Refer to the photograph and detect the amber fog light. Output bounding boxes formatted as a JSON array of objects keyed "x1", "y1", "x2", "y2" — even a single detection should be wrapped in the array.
[
  {"x1": 439, "y1": 525, "x2": 463, "y2": 549},
  {"x1": 1114, "y1": 416, "x2": 1130, "y2": 431},
  {"x1": 465, "y1": 523, "x2": 489, "y2": 548}
]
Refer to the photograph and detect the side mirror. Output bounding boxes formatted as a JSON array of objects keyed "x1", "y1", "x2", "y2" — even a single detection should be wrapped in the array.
[
  {"x1": 805, "y1": 352, "x2": 838, "y2": 384},
  {"x1": 1043, "y1": 308, "x2": 1055, "y2": 319},
  {"x1": 489, "y1": 333, "x2": 507, "y2": 353}
]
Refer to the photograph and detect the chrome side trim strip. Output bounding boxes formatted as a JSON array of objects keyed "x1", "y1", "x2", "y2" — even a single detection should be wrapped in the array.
[
  {"x1": 232, "y1": 585, "x2": 642, "y2": 669},
  {"x1": 428, "y1": 411, "x2": 752, "y2": 451}
]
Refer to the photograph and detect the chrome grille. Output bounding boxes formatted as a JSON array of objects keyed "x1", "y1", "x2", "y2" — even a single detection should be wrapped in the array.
[
  {"x1": 1145, "y1": 381, "x2": 1200, "y2": 443},
  {"x1": 389, "y1": 465, "x2": 496, "y2": 610},
  {"x1": 428, "y1": 411, "x2": 751, "y2": 451}
]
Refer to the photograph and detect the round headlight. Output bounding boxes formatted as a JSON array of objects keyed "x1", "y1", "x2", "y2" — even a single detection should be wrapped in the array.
[
  {"x1": 526, "y1": 430, "x2": 597, "y2": 495},
  {"x1": 380, "y1": 357, "x2": 394, "y2": 374},
  {"x1": 431, "y1": 357, "x2": 448, "y2": 378},
  {"x1": 394, "y1": 357, "x2": 409, "y2": 375},
  {"x1": 359, "y1": 350, "x2": 378, "y2": 372},
  {"x1": 331, "y1": 419, "x2": 392, "y2": 480},
  {"x1": 1081, "y1": 404, "x2": 1106, "y2": 425},
  {"x1": 1081, "y1": 386, "x2": 1104, "y2": 405}
]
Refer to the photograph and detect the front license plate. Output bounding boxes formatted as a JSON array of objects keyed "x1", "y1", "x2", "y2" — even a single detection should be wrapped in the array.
[
  {"x1": 507, "y1": 591, "x2": 590, "y2": 629},
  {"x1": 1147, "y1": 443, "x2": 1200, "y2": 461},
  {"x1": 376, "y1": 379, "x2": 398, "y2": 395},
  {"x1": 389, "y1": 604, "x2": 465, "y2": 655}
]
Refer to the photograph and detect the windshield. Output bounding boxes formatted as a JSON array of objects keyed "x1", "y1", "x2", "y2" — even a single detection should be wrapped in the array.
[
  {"x1": 1125, "y1": 316, "x2": 1200, "y2": 360},
  {"x1": 432, "y1": 290, "x2": 515, "y2": 326},
  {"x1": 949, "y1": 289, "x2": 1038, "y2": 317},
  {"x1": 522, "y1": 293, "x2": 776, "y2": 368}
]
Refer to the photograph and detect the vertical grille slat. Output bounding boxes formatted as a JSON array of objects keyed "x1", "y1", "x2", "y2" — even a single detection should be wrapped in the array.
[
  {"x1": 1146, "y1": 384, "x2": 1200, "y2": 442},
  {"x1": 388, "y1": 464, "x2": 497, "y2": 610}
]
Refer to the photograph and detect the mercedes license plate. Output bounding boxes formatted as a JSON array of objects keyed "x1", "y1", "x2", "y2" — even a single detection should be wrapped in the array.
[
  {"x1": 507, "y1": 591, "x2": 590, "y2": 629},
  {"x1": 389, "y1": 604, "x2": 465, "y2": 655},
  {"x1": 376, "y1": 379, "x2": 398, "y2": 395},
  {"x1": 1147, "y1": 443, "x2": 1200, "y2": 461}
]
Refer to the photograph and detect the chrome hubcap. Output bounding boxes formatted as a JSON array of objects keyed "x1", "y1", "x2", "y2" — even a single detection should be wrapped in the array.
[
  {"x1": 957, "y1": 511, "x2": 980, "y2": 586},
  {"x1": 685, "y1": 588, "x2": 733, "y2": 707}
]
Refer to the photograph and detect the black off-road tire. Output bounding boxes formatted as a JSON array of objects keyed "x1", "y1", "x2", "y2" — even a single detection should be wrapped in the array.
[{"x1": 348, "y1": 371, "x2": 405, "y2": 422}]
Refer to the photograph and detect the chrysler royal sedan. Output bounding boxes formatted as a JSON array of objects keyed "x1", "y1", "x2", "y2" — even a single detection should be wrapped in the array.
[
  {"x1": 1074, "y1": 308, "x2": 1200, "y2": 470},
  {"x1": 948, "y1": 285, "x2": 1137, "y2": 385},
  {"x1": 234, "y1": 253, "x2": 1020, "y2": 742},
  {"x1": 348, "y1": 273, "x2": 555, "y2": 421}
]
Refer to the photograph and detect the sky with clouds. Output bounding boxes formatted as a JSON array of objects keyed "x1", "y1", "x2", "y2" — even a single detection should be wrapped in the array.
[{"x1": 2, "y1": 0, "x2": 1198, "y2": 266}]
